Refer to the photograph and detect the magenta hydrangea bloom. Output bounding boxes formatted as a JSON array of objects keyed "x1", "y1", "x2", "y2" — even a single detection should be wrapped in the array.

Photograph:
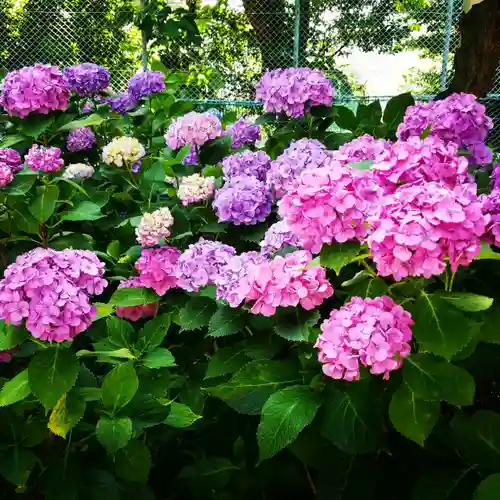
[
  {"x1": 221, "y1": 150, "x2": 271, "y2": 182},
  {"x1": 223, "y1": 118, "x2": 261, "y2": 148},
  {"x1": 330, "y1": 134, "x2": 391, "y2": 164},
  {"x1": 260, "y1": 220, "x2": 301, "y2": 257},
  {"x1": 237, "y1": 250, "x2": 333, "y2": 316},
  {"x1": 492, "y1": 164, "x2": 500, "y2": 191},
  {"x1": 105, "y1": 92, "x2": 138, "y2": 114},
  {"x1": 128, "y1": 71, "x2": 166, "y2": 100},
  {"x1": 0, "y1": 64, "x2": 71, "y2": 118},
  {"x1": 266, "y1": 138, "x2": 331, "y2": 198},
  {"x1": 66, "y1": 127, "x2": 96, "y2": 152},
  {"x1": 0, "y1": 248, "x2": 107, "y2": 342},
  {"x1": 215, "y1": 251, "x2": 266, "y2": 307},
  {"x1": 372, "y1": 135, "x2": 470, "y2": 192},
  {"x1": 0, "y1": 148, "x2": 22, "y2": 173},
  {"x1": 135, "y1": 246, "x2": 181, "y2": 296},
  {"x1": 0, "y1": 351, "x2": 13, "y2": 363},
  {"x1": 367, "y1": 182, "x2": 486, "y2": 281},
  {"x1": 397, "y1": 93, "x2": 493, "y2": 165},
  {"x1": 213, "y1": 176, "x2": 272, "y2": 225},
  {"x1": 256, "y1": 67, "x2": 334, "y2": 117},
  {"x1": 165, "y1": 112, "x2": 222, "y2": 150},
  {"x1": 481, "y1": 191, "x2": 500, "y2": 247},
  {"x1": 176, "y1": 238, "x2": 235, "y2": 292},
  {"x1": 279, "y1": 162, "x2": 380, "y2": 254},
  {"x1": 64, "y1": 63, "x2": 110, "y2": 96},
  {"x1": 0, "y1": 164, "x2": 14, "y2": 187},
  {"x1": 115, "y1": 278, "x2": 159, "y2": 321},
  {"x1": 25, "y1": 145, "x2": 64, "y2": 173},
  {"x1": 315, "y1": 296, "x2": 413, "y2": 381}
]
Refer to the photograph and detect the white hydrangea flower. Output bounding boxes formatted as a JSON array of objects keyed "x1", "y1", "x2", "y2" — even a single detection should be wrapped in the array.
[
  {"x1": 62, "y1": 163, "x2": 95, "y2": 180},
  {"x1": 102, "y1": 136, "x2": 146, "y2": 167},
  {"x1": 136, "y1": 207, "x2": 174, "y2": 247},
  {"x1": 178, "y1": 174, "x2": 215, "y2": 206}
]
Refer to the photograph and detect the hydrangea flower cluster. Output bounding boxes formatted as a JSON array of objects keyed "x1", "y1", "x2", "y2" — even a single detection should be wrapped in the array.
[
  {"x1": 0, "y1": 148, "x2": 22, "y2": 173},
  {"x1": 0, "y1": 248, "x2": 107, "y2": 341},
  {"x1": 136, "y1": 207, "x2": 174, "y2": 246},
  {"x1": 260, "y1": 220, "x2": 300, "y2": 256},
  {"x1": 213, "y1": 175, "x2": 271, "y2": 225},
  {"x1": 215, "y1": 252, "x2": 266, "y2": 307},
  {"x1": 25, "y1": 145, "x2": 64, "y2": 173},
  {"x1": 330, "y1": 134, "x2": 391, "y2": 164},
  {"x1": 62, "y1": 163, "x2": 95, "y2": 180},
  {"x1": 266, "y1": 139, "x2": 331, "y2": 198},
  {"x1": 102, "y1": 136, "x2": 146, "y2": 168},
  {"x1": 481, "y1": 191, "x2": 500, "y2": 247},
  {"x1": 66, "y1": 127, "x2": 96, "y2": 152},
  {"x1": 0, "y1": 64, "x2": 71, "y2": 118},
  {"x1": 492, "y1": 164, "x2": 500, "y2": 191},
  {"x1": 237, "y1": 250, "x2": 333, "y2": 316},
  {"x1": 165, "y1": 112, "x2": 222, "y2": 150},
  {"x1": 279, "y1": 163, "x2": 379, "y2": 253},
  {"x1": 221, "y1": 150, "x2": 271, "y2": 182},
  {"x1": 63, "y1": 63, "x2": 110, "y2": 96},
  {"x1": 178, "y1": 174, "x2": 215, "y2": 205},
  {"x1": 315, "y1": 296, "x2": 413, "y2": 381},
  {"x1": 183, "y1": 146, "x2": 198, "y2": 166},
  {"x1": 224, "y1": 118, "x2": 261, "y2": 148},
  {"x1": 135, "y1": 246, "x2": 181, "y2": 296},
  {"x1": 367, "y1": 182, "x2": 486, "y2": 280},
  {"x1": 397, "y1": 93, "x2": 493, "y2": 164},
  {"x1": 115, "y1": 278, "x2": 158, "y2": 321},
  {"x1": 0, "y1": 351, "x2": 13, "y2": 363},
  {"x1": 0, "y1": 165, "x2": 14, "y2": 187},
  {"x1": 176, "y1": 238, "x2": 235, "y2": 292},
  {"x1": 105, "y1": 92, "x2": 138, "y2": 114},
  {"x1": 128, "y1": 71, "x2": 166, "y2": 100},
  {"x1": 256, "y1": 67, "x2": 334, "y2": 117},
  {"x1": 372, "y1": 135, "x2": 470, "y2": 192}
]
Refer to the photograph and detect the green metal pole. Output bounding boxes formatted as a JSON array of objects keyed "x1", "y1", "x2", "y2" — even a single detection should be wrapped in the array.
[{"x1": 293, "y1": 0, "x2": 301, "y2": 66}]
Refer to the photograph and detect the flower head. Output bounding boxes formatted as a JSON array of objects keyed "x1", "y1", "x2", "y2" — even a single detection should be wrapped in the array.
[
  {"x1": 115, "y1": 277, "x2": 158, "y2": 321},
  {"x1": 128, "y1": 71, "x2": 166, "y2": 100},
  {"x1": 62, "y1": 163, "x2": 94, "y2": 180},
  {"x1": 183, "y1": 146, "x2": 198, "y2": 166},
  {"x1": 64, "y1": 63, "x2": 110, "y2": 96},
  {"x1": 0, "y1": 164, "x2": 14, "y2": 187},
  {"x1": 178, "y1": 174, "x2": 215, "y2": 205},
  {"x1": 136, "y1": 246, "x2": 180, "y2": 296},
  {"x1": 165, "y1": 112, "x2": 222, "y2": 150},
  {"x1": 224, "y1": 118, "x2": 261, "y2": 148},
  {"x1": 66, "y1": 127, "x2": 96, "y2": 152},
  {"x1": 481, "y1": 190, "x2": 500, "y2": 247},
  {"x1": 260, "y1": 220, "x2": 301, "y2": 257},
  {"x1": 105, "y1": 92, "x2": 138, "y2": 114},
  {"x1": 102, "y1": 136, "x2": 146, "y2": 167},
  {"x1": 221, "y1": 150, "x2": 270, "y2": 182},
  {"x1": 136, "y1": 207, "x2": 174, "y2": 247},
  {"x1": 0, "y1": 148, "x2": 22, "y2": 173},
  {"x1": 0, "y1": 64, "x2": 70, "y2": 117},
  {"x1": 315, "y1": 296, "x2": 413, "y2": 381},
  {"x1": 25, "y1": 145, "x2": 64, "y2": 173},
  {"x1": 330, "y1": 134, "x2": 391, "y2": 164}
]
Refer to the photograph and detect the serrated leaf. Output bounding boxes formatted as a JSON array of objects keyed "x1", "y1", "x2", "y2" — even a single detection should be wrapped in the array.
[
  {"x1": 108, "y1": 287, "x2": 159, "y2": 307},
  {"x1": 96, "y1": 416, "x2": 132, "y2": 454},
  {"x1": 101, "y1": 361, "x2": 139, "y2": 414},
  {"x1": 320, "y1": 242, "x2": 361, "y2": 274},
  {"x1": 48, "y1": 391, "x2": 86, "y2": 439},
  {"x1": 142, "y1": 348, "x2": 176, "y2": 369},
  {"x1": 115, "y1": 440, "x2": 151, "y2": 484},
  {"x1": 29, "y1": 185, "x2": 59, "y2": 222},
  {"x1": 29, "y1": 347, "x2": 79, "y2": 410},
  {"x1": 208, "y1": 306, "x2": 245, "y2": 337},
  {"x1": 4, "y1": 174, "x2": 36, "y2": 196},
  {"x1": 107, "y1": 316, "x2": 135, "y2": 348},
  {"x1": 165, "y1": 402, "x2": 201, "y2": 428},
  {"x1": 389, "y1": 384, "x2": 439, "y2": 446},
  {"x1": 257, "y1": 385, "x2": 321, "y2": 461},
  {"x1": 0, "y1": 321, "x2": 28, "y2": 350},
  {"x1": 274, "y1": 308, "x2": 320, "y2": 342},
  {"x1": 474, "y1": 473, "x2": 500, "y2": 500},
  {"x1": 0, "y1": 369, "x2": 31, "y2": 406},
  {"x1": 437, "y1": 292, "x2": 493, "y2": 312},
  {"x1": 178, "y1": 297, "x2": 217, "y2": 331},
  {"x1": 205, "y1": 346, "x2": 250, "y2": 379},
  {"x1": 136, "y1": 314, "x2": 171, "y2": 352}
]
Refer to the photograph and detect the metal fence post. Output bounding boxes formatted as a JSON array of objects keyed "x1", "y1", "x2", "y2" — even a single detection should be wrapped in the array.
[
  {"x1": 140, "y1": 0, "x2": 148, "y2": 70},
  {"x1": 293, "y1": 0, "x2": 301, "y2": 67},
  {"x1": 440, "y1": 0, "x2": 455, "y2": 91}
]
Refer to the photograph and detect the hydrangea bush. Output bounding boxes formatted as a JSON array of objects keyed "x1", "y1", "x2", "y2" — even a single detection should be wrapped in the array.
[{"x1": 0, "y1": 63, "x2": 499, "y2": 500}]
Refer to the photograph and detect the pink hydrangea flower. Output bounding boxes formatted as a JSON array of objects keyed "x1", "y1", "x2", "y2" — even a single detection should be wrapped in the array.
[
  {"x1": 279, "y1": 161, "x2": 380, "y2": 254},
  {"x1": 0, "y1": 248, "x2": 107, "y2": 342},
  {"x1": 0, "y1": 164, "x2": 14, "y2": 187},
  {"x1": 330, "y1": 134, "x2": 391, "y2": 164},
  {"x1": 237, "y1": 250, "x2": 333, "y2": 316},
  {"x1": 115, "y1": 278, "x2": 159, "y2": 321},
  {"x1": 0, "y1": 64, "x2": 71, "y2": 117},
  {"x1": 136, "y1": 207, "x2": 174, "y2": 247},
  {"x1": 25, "y1": 145, "x2": 64, "y2": 173},
  {"x1": 135, "y1": 246, "x2": 180, "y2": 296},
  {"x1": 481, "y1": 190, "x2": 500, "y2": 247},
  {"x1": 0, "y1": 148, "x2": 23, "y2": 173},
  {"x1": 367, "y1": 182, "x2": 486, "y2": 280},
  {"x1": 165, "y1": 112, "x2": 222, "y2": 150},
  {"x1": 315, "y1": 296, "x2": 413, "y2": 381}
]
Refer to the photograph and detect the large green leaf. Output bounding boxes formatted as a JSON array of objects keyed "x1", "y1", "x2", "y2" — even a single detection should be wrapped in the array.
[
  {"x1": 0, "y1": 369, "x2": 31, "y2": 406},
  {"x1": 58, "y1": 113, "x2": 105, "y2": 131},
  {"x1": 334, "y1": 105, "x2": 358, "y2": 131},
  {"x1": 207, "y1": 306, "x2": 245, "y2": 338},
  {"x1": 346, "y1": 277, "x2": 389, "y2": 299},
  {"x1": 473, "y1": 474, "x2": 500, "y2": 500},
  {"x1": 0, "y1": 448, "x2": 36, "y2": 486},
  {"x1": 436, "y1": 292, "x2": 493, "y2": 312},
  {"x1": 411, "y1": 468, "x2": 478, "y2": 500},
  {"x1": 403, "y1": 353, "x2": 475, "y2": 406},
  {"x1": 480, "y1": 306, "x2": 500, "y2": 344},
  {"x1": 165, "y1": 402, "x2": 201, "y2": 428},
  {"x1": 115, "y1": 440, "x2": 151, "y2": 484},
  {"x1": 383, "y1": 92, "x2": 415, "y2": 128},
  {"x1": 28, "y1": 347, "x2": 79, "y2": 410},
  {"x1": 320, "y1": 242, "x2": 361, "y2": 274},
  {"x1": 96, "y1": 416, "x2": 132, "y2": 454},
  {"x1": 136, "y1": 314, "x2": 171, "y2": 352},
  {"x1": 61, "y1": 201, "x2": 103, "y2": 221},
  {"x1": 29, "y1": 185, "x2": 59, "y2": 222},
  {"x1": 20, "y1": 115, "x2": 54, "y2": 139},
  {"x1": 257, "y1": 385, "x2": 321, "y2": 461},
  {"x1": 389, "y1": 384, "x2": 440, "y2": 446},
  {"x1": 0, "y1": 321, "x2": 28, "y2": 350},
  {"x1": 107, "y1": 316, "x2": 135, "y2": 348},
  {"x1": 205, "y1": 346, "x2": 251, "y2": 379},
  {"x1": 47, "y1": 391, "x2": 86, "y2": 439},
  {"x1": 142, "y1": 348, "x2": 176, "y2": 369},
  {"x1": 8, "y1": 202, "x2": 40, "y2": 234},
  {"x1": 274, "y1": 308, "x2": 320, "y2": 342},
  {"x1": 178, "y1": 297, "x2": 217, "y2": 332},
  {"x1": 101, "y1": 361, "x2": 139, "y2": 414},
  {"x1": 206, "y1": 360, "x2": 301, "y2": 415},
  {"x1": 108, "y1": 287, "x2": 159, "y2": 307},
  {"x1": 4, "y1": 173, "x2": 36, "y2": 196}
]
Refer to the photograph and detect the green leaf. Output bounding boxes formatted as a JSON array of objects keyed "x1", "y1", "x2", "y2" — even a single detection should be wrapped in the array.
[
  {"x1": 101, "y1": 361, "x2": 139, "y2": 414},
  {"x1": 274, "y1": 308, "x2": 320, "y2": 342},
  {"x1": 205, "y1": 346, "x2": 250, "y2": 379},
  {"x1": 115, "y1": 440, "x2": 151, "y2": 484},
  {"x1": 207, "y1": 306, "x2": 245, "y2": 337},
  {"x1": 334, "y1": 105, "x2": 358, "y2": 131},
  {"x1": 48, "y1": 391, "x2": 86, "y2": 439},
  {"x1": 403, "y1": 353, "x2": 475, "y2": 406},
  {"x1": 8, "y1": 202, "x2": 40, "y2": 234},
  {"x1": 20, "y1": 115, "x2": 54, "y2": 138},
  {"x1": 0, "y1": 134, "x2": 27, "y2": 148},
  {"x1": 476, "y1": 243, "x2": 500, "y2": 260},
  {"x1": 107, "y1": 316, "x2": 135, "y2": 348},
  {"x1": 473, "y1": 474, "x2": 500, "y2": 500},
  {"x1": 206, "y1": 360, "x2": 301, "y2": 415},
  {"x1": 411, "y1": 468, "x2": 478, "y2": 500},
  {"x1": 480, "y1": 306, "x2": 500, "y2": 344},
  {"x1": 29, "y1": 185, "x2": 59, "y2": 222},
  {"x1": 178, "y1": 297, "x2": 217, "y2": 331},
  {"x1": 0, "y1": 448, "x2": 36, "y2": 485},
  {"x1": 347, "y1": 160, "x2": 374, "y2": 171},
  {"x1": 383, "y1": 92, "x2": 415, "y2": 128},
  {"x1": 0, "y1": 369, "x2": 31, "y2": 406},
  {"x1": 4, "y1": 173, "x2": 36, "y2": 196},
  {"x1": 29, "y1": 347, "x2": 79, "y2": 410},
  {"x1": 61, "y1": 201, "x2": 103, "y2": 221},
  {"x1": 106, "y1": 240, "x2": 120, "y2": 260},
  {"x1": 142, "y1": 348, "x2": 176, "y2": 369},
  {"x1": 136, "y1": 314, "x2": 171, "y2": 352},
  {"x1": 320, "y1": 242, "x2": 361, "y2": 274},
  {"x1": 108, "y1": 287, "x2": 159, "y2": 307},
  {"x1": 346, "y1": 276, "x2": 389, "y2": 299},
  {"x1": 464, "y1": 0, "x2": 485, "y2": 14},
  {"x1": 58, "y1": 113, "x2": 105, "y2": 131},
  {"x1": 0, "y1": 321, "x2": 28, "y2": 350},
  {"x1": 412, "y1": 291, "x2": 479, "y2": 359},
  {"x1": 257, "y1": 385, "x2": 321, "y2": 461},
  {"x1": 96, "y1": 417, "x2": 132, "y2": 454},
  {"x1": 165, "y1": 402, "x2": 201, "y2": 428},
  {"x1": 437, "y1": 292, "x2": 493, "y2": 312},
  {"x1": 389, "y1": 384, "x2": 440, "y2": 446}
]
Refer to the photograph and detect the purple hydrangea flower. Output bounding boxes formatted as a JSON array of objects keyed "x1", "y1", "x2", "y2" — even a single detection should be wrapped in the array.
[
  {"x1": 183, "y1": 145, "x2": 198, "y2": 165},
  {"x1": 482, "y1": 190, "x2": 500, "y2": 247},
  {"x1": 330, "y1": 134, "x2": 391, "y2": 164},
  {"x1": 105, "y1": 92, "x2": 138, "y2": 114},
  {"x1": 25, "y1": 145, "x2": 64, "y2": 173},
  {"x1": 224, "y1": 118, "x2": 261, "y2": 148},
  {"x1": 128, "y1": 71, "x2": 166, "y2": 100},
  {"x1": 260, "y1": 220, "x2": 301, "y2": 256},
  {"x1": 64, "y1": 63, "x2": 110, "y2": 96},
  {"x1": 165, "y1": 112, "x2": 222, "y2": 149},
  {"x1": 0, "y1": 148, "x2": 22, "y2": 173},
  {"x1": 0, "y1": 165, "x2": 14, "y2": 187},
  {"x1": 213, "y1": 175, "x2": 272, "y2": 225},
  {"x1": 66, "y1": 127, "x2": 96, "y2": 152},
  {"x1": 221, "y1": 150, "x2": 271, "y2": 182}
]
